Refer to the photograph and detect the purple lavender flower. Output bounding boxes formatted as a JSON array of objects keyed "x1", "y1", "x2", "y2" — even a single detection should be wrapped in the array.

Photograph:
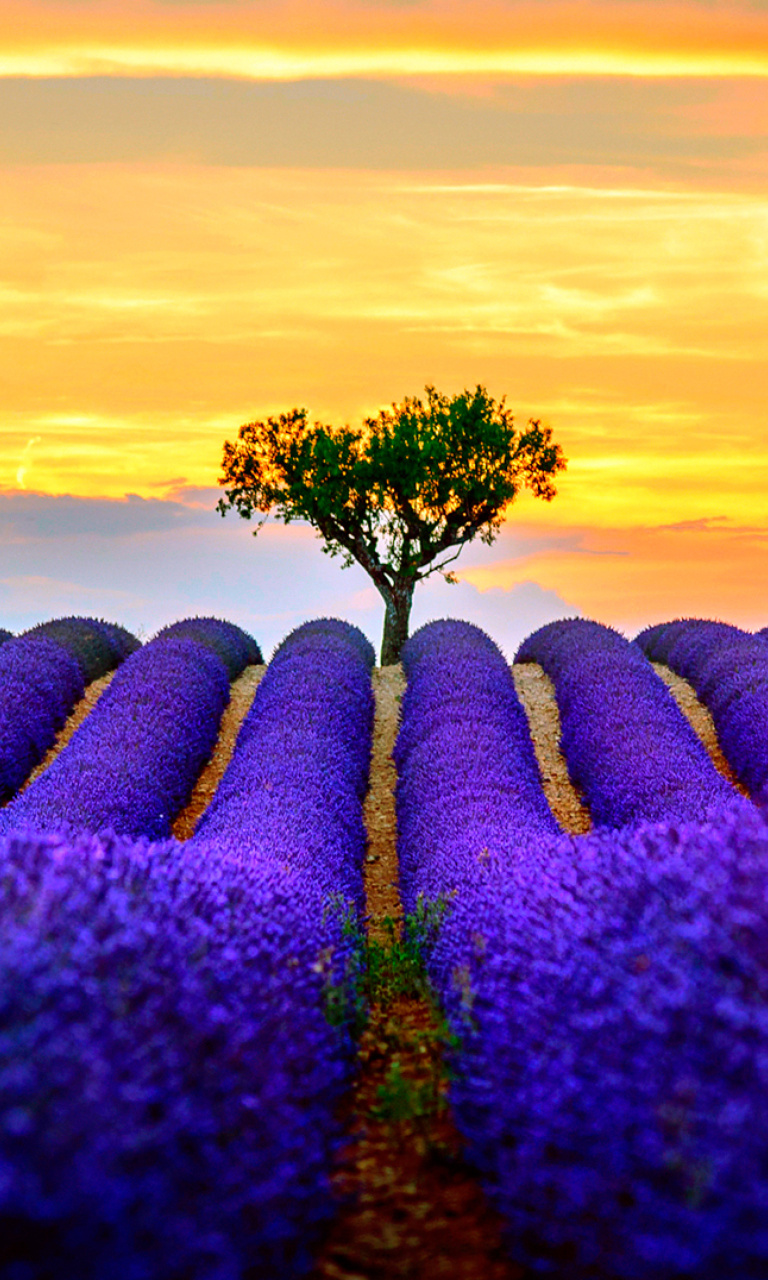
[
  {"x1": 0, "y1": 618, "x2": 375, "y2": 1277},
  {"x1": 25, "y1": 615, "x2": 140, "y2": 682},
  {"x1": 192, "y1": 617, "x2": 374, "y2": 913},
  {"x1": 431, "y1": 803, "x2": 768, "y2": 1278},
  {"x1": 0, "y1": 619, "x2": 257, "y2": 840},
  {"x1": 0, "y1": 635, "x2": 85, "y2": 803},
  {"x1": 635, "y1": 619, "x2": 768, "y2": 799},
  {"x1": 397, "y1": 618, "x2": 768, "y2": 1277},
  {"x1": 0, "y1": 828, "x2": 355, "y2": 1280},
  {"x1": 155, "y1": 615, "x2": 262, "y2": 677},
  {"x1": 517, "y1": 619, "x2": 740, "y2": 826},
  {"x1": 396, "y1": 619, "x2": 560, "y2": 913}
]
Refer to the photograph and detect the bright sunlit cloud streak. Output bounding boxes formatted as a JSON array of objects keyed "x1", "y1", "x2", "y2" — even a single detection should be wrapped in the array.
[{"x1": 5, "y1": 1, "x2": 768, "y2": 80}]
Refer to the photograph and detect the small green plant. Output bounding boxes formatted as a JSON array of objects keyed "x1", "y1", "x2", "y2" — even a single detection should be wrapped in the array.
[
  {"x1": 370, "y1": 1060, "x2": 443, "y2": 1123},
  {"x1": 320, "y1": 892, "x2": 455, "y2": 1030}
]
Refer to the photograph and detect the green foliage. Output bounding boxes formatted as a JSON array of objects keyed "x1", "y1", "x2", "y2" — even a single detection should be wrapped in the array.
[
  {"x1": 367, "y1": 896, "x2": 454, "y2": 1007},
  {"x1": 321, "y1": 893, "x2": 454, "y2": 1032},
  {"x1": 217, "y1": 384, "x2": 567, "y2": 661},
  {"x1": 370, "y1": 1060, "x2": 443, "y2": 1124}
]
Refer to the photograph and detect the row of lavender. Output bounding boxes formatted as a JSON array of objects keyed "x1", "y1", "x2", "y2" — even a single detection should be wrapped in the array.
[
  {"x1": 0, "y1": 616, "x2": 140, "y2": 803},
  {"x1": 0, "y1": 618, "x2": 374, "y2": 1278},
  {"x1": 516, "y1": 618, "x2": 739, "y2": 826},
  {"x1": 0, "y1": 617, "x2": 260, "y2": 840},
  {"x1": 636, "y1": 618, "x2": 768, "y2": 801},
  {"x1": 398, "y1": 619, "x2": 768, "y2": 1278}
]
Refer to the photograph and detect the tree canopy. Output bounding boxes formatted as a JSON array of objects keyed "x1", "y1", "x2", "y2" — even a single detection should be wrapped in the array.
[{"x1": 217, "y1": 384, "x2": 566, "y2": 663}]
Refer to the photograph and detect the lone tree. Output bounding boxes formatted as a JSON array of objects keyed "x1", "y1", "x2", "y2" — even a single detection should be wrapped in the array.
[{"x1": 217, "y1": 384, "x2": 566, "y2": 664}]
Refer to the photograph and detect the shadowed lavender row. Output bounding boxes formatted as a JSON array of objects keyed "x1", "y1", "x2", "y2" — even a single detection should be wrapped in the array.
[
  {"x1": 398, "y1": 620, "x2": 768, "y2": 1277},
  {"x1": 0, "y1": 617, "x2": 139, "y2": 805},
  {"x1": 24, "y1": 616, "x2": 140, "y2": 683},
  {"x1": 516, "y1": 618, "x2": 740, "y2": 827},
  {"x1": 154, "y1": 615, "x2": 262, "y2": 676},
  {"x1": 636, "y1": 618, "x2": 768, "y2": 800},
  {"x1": 396, "y1": 618, "x2": 560, "y2": 910},
  {"x1": 0, "y1": 617, "x2": 256, "y2": 841},
  {"x1": 0, "y1": 619, "x2": 375, "y2": 1278}
]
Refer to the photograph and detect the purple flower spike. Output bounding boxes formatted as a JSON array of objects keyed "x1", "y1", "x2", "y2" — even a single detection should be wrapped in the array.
[
  {"x1": 154, "y1": 615, "x2": 262, "y2": 677},
  {"x1": 24, "y1": 615, "x2": 140, "y2": 682},
  {"x1": 0, "y1": 618, "x2": 374, "y2": 1277},
  {"x1": 430, "y1": 804, "x2": 768, "y2": 1279},
  {"x1": 396, "y1": 618, "x2": 768, "y2": 1277},
  {"x1": 192, "y1": 616, "x2": 374, "y2": 914},
  {"x1": 396, "y1": 618, "x2": 560, "y2": 912}
]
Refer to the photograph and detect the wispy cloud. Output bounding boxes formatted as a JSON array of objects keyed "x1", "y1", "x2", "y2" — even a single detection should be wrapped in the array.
[{"x1": 15, "y1": 437, "x2": 41, "y2": 489}]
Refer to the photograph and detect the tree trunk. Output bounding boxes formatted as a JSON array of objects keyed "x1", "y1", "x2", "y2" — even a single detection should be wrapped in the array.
[{"x1": 380, "y1": 580, "x2": 414, "y2": 666}]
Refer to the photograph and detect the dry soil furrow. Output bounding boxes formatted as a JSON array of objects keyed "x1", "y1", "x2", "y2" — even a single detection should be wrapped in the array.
[
  {"x1": 172, "y1": 663, "x2": 266, "y2": 839},
  {"x1": 651, "y1": 661, "x2": 749, "y2": 795},
  {"x1": 19, "y1": 670, "x2": 116, "y2": 794},
  {"x1": 311, "y1": 666, "x2": 520, "y2": 1280},
  {"x1": 512, "y1": 660, "x2": 592, "y2": 834}
]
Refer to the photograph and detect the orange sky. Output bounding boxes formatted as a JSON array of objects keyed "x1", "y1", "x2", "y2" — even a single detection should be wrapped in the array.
[
  {"x1": 0, "y1": 0, "x2": 766, "y2": 636},
  {"x1": 5, "y1": 1, "x2": 768, "y2": 78}
]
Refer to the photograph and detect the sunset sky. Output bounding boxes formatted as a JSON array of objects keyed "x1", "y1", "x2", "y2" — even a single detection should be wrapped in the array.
[{"x1": 2, "y1": 0, "x2": 767, "y2": 655}]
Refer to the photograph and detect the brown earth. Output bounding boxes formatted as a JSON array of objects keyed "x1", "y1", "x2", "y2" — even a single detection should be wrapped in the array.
[
  {"x1": 512, "y1": 662, "x2": 591, "y2": 834},
  {"x1": 651, "y1": 661, "x2": 748, "y2": 795},
  {"x1": 173, "y1": 663, "x2": 266, "y2": 839}
]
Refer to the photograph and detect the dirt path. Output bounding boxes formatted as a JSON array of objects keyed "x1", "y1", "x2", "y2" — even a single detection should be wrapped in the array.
[
  {"x1": 651, "y1": 662, "x2": 748, "y2": 795},
  {"x1": 311, "y1": 666, "x2": 521, "y2": 1280},
  {"x1": 172, "y1": 663, "x2": 266, "y2": 839},
  {"x1": 512, "y1": 662, "x2": 592, "y2": 835}
]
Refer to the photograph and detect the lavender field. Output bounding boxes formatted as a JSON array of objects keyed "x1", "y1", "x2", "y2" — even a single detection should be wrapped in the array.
[{"x1": 0, "y1": 613, "x2": 767, "y2": 1279}]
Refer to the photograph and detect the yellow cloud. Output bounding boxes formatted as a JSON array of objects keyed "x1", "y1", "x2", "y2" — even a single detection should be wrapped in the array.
[
  {"x1": 1, "y1": 163, "x2": 766, "y2": 534},
  {"x1": 3, "y1": 1, "x2": 768, "y2": 79}
]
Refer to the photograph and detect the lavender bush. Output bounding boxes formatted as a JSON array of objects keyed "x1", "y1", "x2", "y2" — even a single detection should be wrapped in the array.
[
  {"x1": 431, "y1": 804, "x2": 768, "y2": 1278},
  {"x1": 25, "y1": 615, "x2": 140, "y2": 682},
  {"x1": 155, "y1": 615, "x2": 262, "y2": 677},
  {"x1": 397, "y1": 619, "x2": 768, "y2": 1276},
  {"x1": 516, "y1": 619, "x2": 740, "y2": 826},
  {"x1": 0, "y1": 635, "x2": 86, "y2": 803},
  {"x1": 0, "y1": 617, "x2": 142, "y2": 805},
  {"x1": 192, "y1": 617, "x2": 375, "y2": 912},
  {"x1": 0, "y1": 619, "x2": 257, "y2": 840},
  {"x1": 396, "y1": 619, "x2": 560, "y2": 910},
  {"x1": 0, "y1": 618, "x2": 375, "y2": 1277},
  {"x1": 0, "y1": 828, "x2": 356, "y2": 1280},
  {"x1": 636, "y1": 618, "x2": 768, "y2": 800}
]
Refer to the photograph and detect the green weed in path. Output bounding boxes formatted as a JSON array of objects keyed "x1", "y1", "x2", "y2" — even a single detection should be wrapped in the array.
[
  {"x1": 323, "y1": 893, "x2": 462, "y2": 1129},
  {"x1": 323, "y1": 891, "x2": 455, "y2": 1028}
]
